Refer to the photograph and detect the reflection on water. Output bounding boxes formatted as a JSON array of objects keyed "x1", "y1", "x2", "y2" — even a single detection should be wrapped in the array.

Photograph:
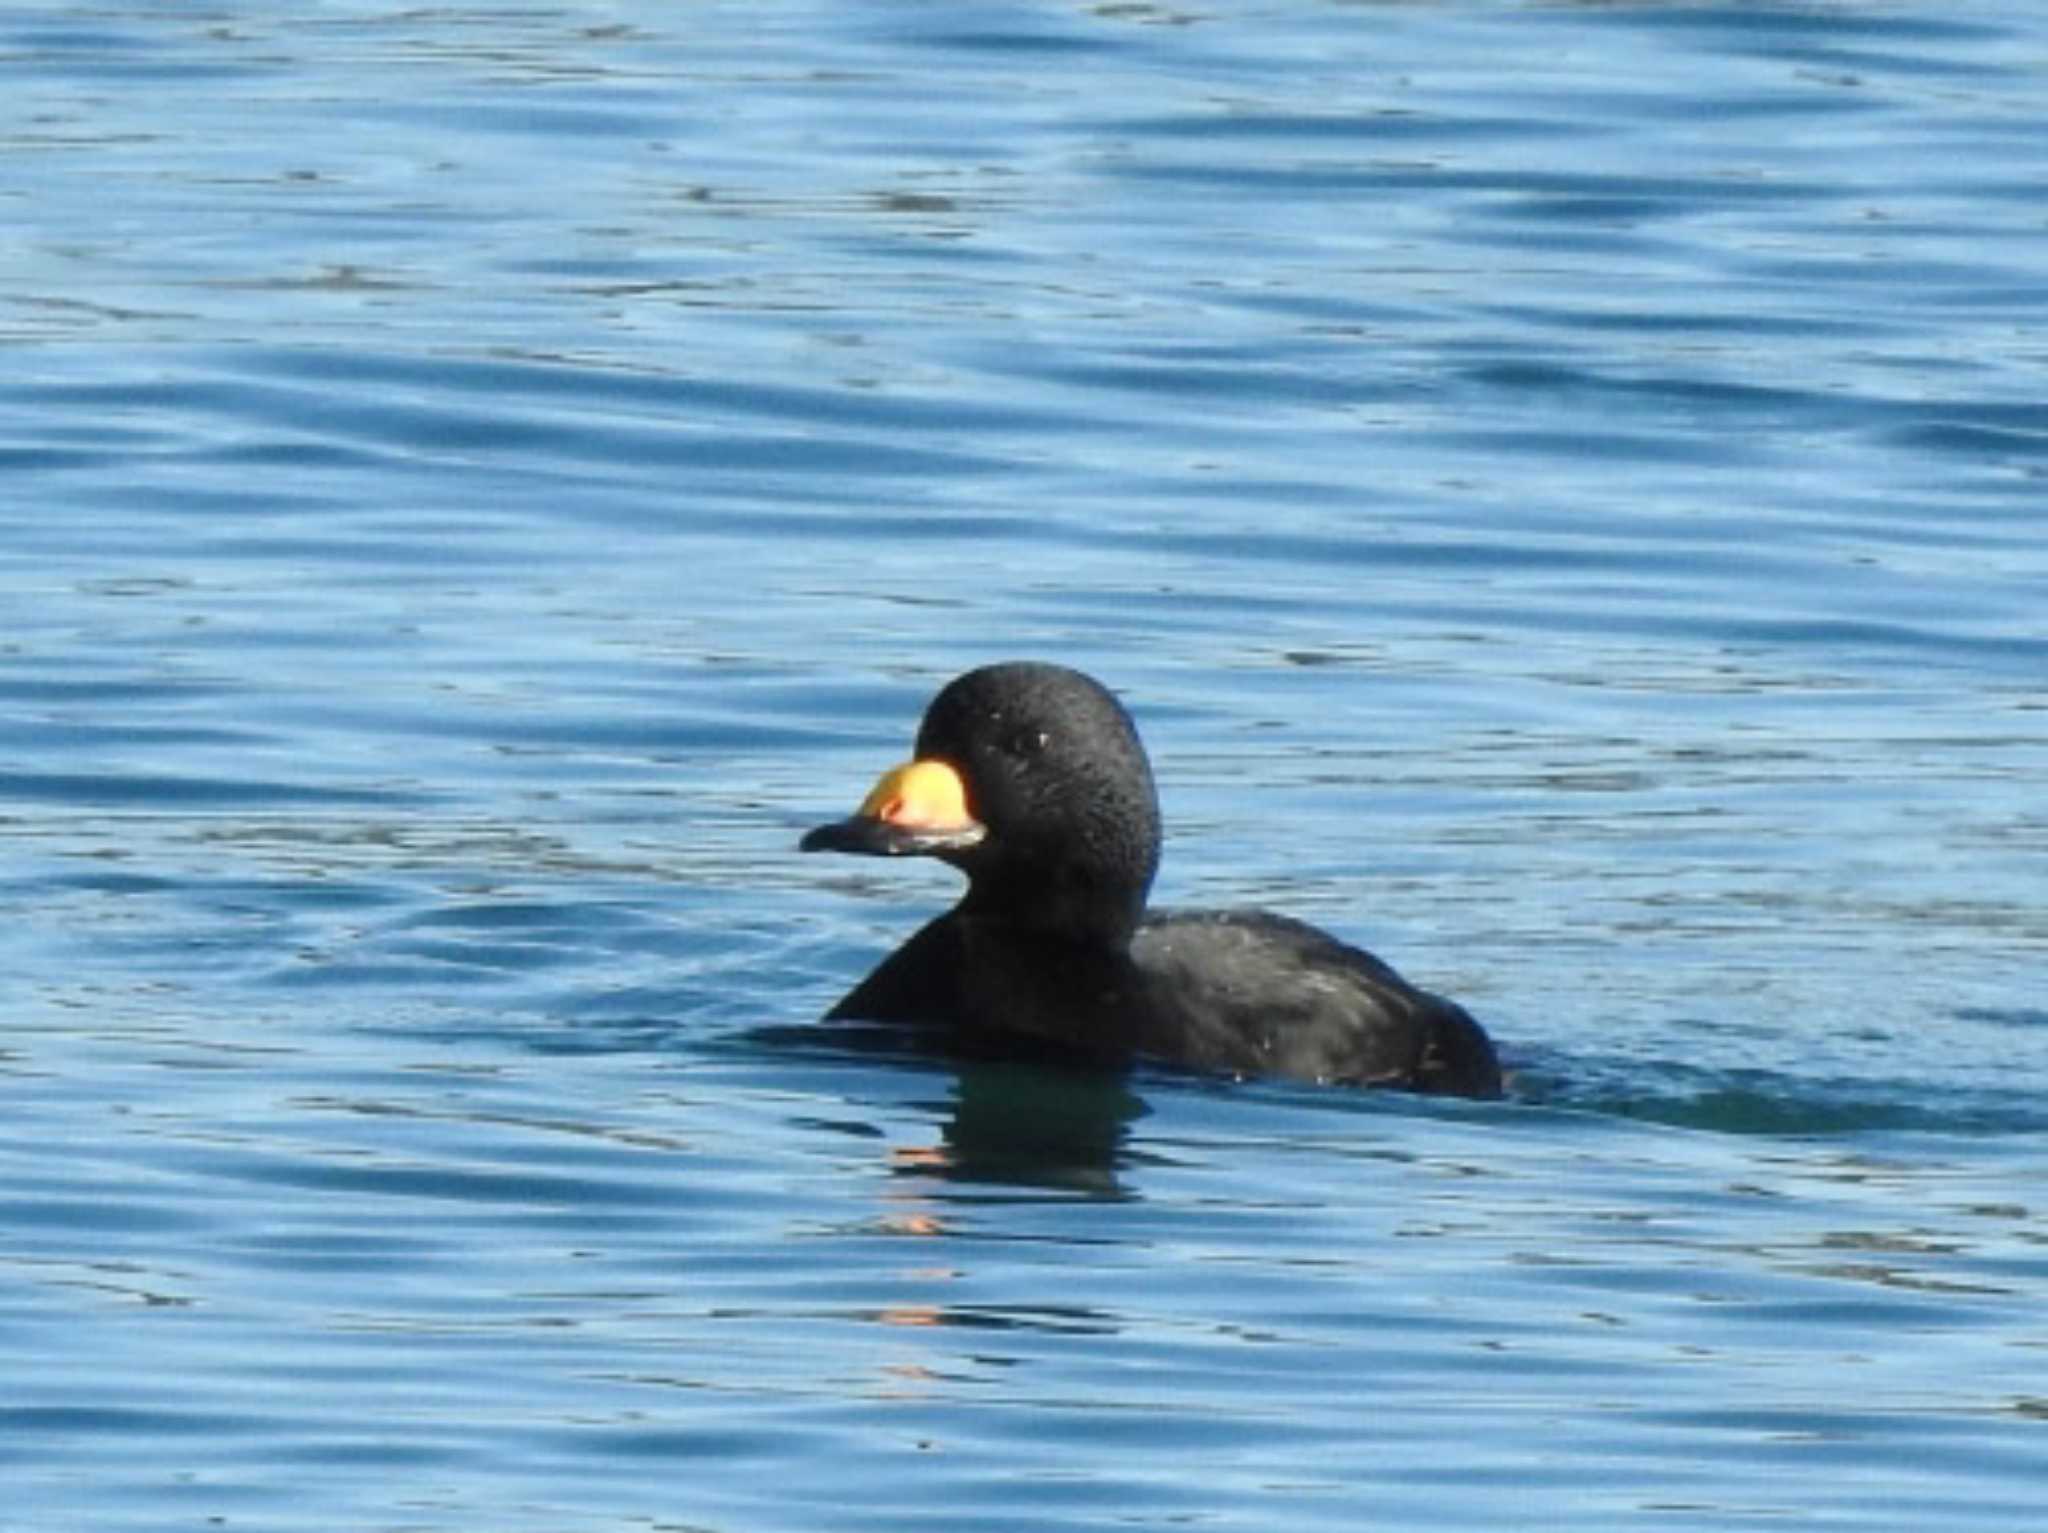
[{"x1": 927, "y1": 1061, "x2": 1147, "y2": 1196}]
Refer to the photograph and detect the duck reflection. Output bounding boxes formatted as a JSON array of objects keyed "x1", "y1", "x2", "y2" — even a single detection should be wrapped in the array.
[{"x1": 899, "y1": 1056, "x2": 1148, "y2": 1196}]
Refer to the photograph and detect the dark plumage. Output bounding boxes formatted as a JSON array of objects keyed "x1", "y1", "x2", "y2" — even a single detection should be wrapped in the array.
[{"x1": 800, "y1": 662, "x2": 1501, "y2": 1097}]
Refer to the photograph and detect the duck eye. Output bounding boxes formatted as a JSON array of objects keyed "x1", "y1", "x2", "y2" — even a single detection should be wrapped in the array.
[{"x1": 1006, "y1": 727, "x2": 1050, "y2": 760}]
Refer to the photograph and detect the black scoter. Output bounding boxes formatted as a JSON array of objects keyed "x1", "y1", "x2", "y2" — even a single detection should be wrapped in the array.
[{"x1": 800, "y1": 662, "x2": 1501, "y2": 1097}]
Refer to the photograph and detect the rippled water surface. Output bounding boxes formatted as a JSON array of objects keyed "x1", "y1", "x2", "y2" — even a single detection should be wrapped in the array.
[{"x1": 5, "y1": 2, "x2": 2047, "y2": 1529}]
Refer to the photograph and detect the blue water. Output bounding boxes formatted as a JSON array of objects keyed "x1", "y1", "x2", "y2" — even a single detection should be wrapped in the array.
[{"x1": 5, "y1": 1, "x2": 2047, "y2": 1528}]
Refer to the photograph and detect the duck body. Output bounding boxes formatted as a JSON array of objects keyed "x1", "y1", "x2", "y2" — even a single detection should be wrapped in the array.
[
  {"x1": 803, "y1": 662, "x2": 1502, "y2": 1099},
  {"x1": 823, "y1": 906, "x2": 1497, "y2": 1094},
  {"x1": 1130, "y1": 910, "x2": 1499, "y2": 1092}
]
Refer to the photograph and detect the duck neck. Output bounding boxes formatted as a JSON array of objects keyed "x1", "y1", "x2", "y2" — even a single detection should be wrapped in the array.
[{"x1": 958, "y1": 870, "x2": 1146, "y2": 952}]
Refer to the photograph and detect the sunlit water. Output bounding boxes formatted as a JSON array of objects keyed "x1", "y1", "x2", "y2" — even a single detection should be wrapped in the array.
[{"x1": 4, "y1": 3, "x2": 2046, "y2": 1529}]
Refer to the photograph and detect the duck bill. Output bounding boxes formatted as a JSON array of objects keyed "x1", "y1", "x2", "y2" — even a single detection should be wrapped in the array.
[{"x1": 799, "y1": 758, "x2": 987, "y2": 858}]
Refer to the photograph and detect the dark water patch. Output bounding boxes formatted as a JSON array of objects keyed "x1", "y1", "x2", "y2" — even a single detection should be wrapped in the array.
[
  {"x1": 229, "y1": 343, "x2": 1120, "y2": 439},
  {"x1": 358, "y1": 704, "x2": 842, "y2": 755},
  {"x1": 1887, "y1": 420, "x2": 2048, "y2": 460},
  {"x1": 1100, "y1": 106, "x2": 1598, "y2": 146},
  {"x1": 1522, "y1": 1056, "x2": 2048, "y2": 1139},
  {"x1": 1454, "y1": 358, "x2": 1850, "y2": 421},
  {"x1": 1064, "y1": 519, "x2": 1849, "y2": 587},
  {"x1": 1620, "y1": 2, "x2": 2022, "y2": 57},
  {"x1": 1, "y1": 718, "x2": 262, "y2": 752},
  {"x1": 0, "y1": 1404, "x2": 271, "y2": 1444},
  {"x1": 0, "y1": 1194, "x2": 215, "y2": 1237},
  {"x1": 1954, "y1": 1007, "x2": 2048, "y2": 1030},
  {"x1": 1112, "y1": 160, "x2": 1839, "y2": 210},
  {"x1": 11, "y1": 363, "x2": 1026, "y2": 484},
  {"x1": 181, "y1": 1143, "x2": 684, "y2": 1214},
  {"x1": 0, "y1": 29, "x2": 259, "y2": 86},
  {"x1": 0, "y1": 770, "x2": 421, "y2": 810},
  {"x1": 373, "y1": 97, "x2": 683, "y2": 143},
  {"x1": 1477, "y1": 298, "x2": 1893, "y2": 341}
]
